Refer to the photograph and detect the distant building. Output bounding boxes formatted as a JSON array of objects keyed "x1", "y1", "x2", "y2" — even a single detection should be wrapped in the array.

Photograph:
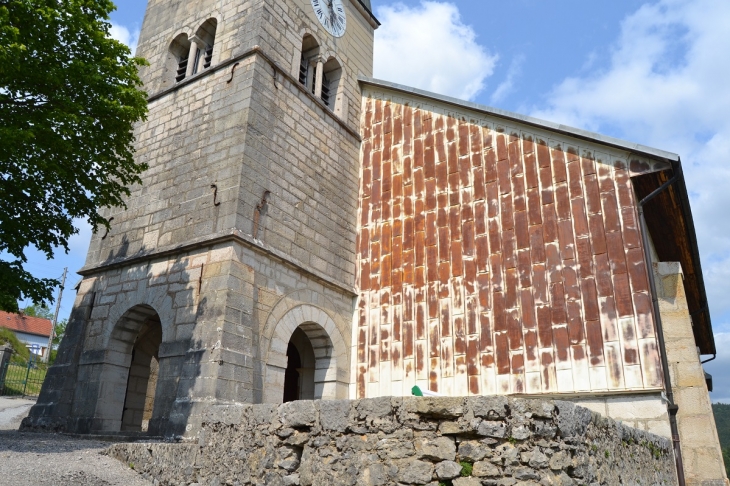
[{"x1": 0, "y1": 311, "x2": 52, "y2": 359}]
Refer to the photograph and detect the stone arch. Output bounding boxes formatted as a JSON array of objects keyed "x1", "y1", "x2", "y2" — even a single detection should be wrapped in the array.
[
  {"x1": 262, "y1": 304, "x2": 348, "y2": 403},
  {"x1": 191, "y1": 18, "x2": 217, "y2": 74},
  {"x1": 296, "y1": 33, "x2": 321, "y2": 93},
  {"x1": 166, "y1": 33, "x2": 191, "y2": 86},
  {"x1": 93, "y1": 304, "x2": 167, "y2": 433},
  {"x1": 321, "y1": 55, "x2": 345, "y2": 115}
]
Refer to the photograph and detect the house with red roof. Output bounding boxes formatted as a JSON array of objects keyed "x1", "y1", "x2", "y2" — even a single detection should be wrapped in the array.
[{"x1": 0, "y1": 310, "x2": 52, "y2": 359}]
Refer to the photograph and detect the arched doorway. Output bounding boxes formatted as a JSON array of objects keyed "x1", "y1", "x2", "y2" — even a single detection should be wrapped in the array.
[
  {"x1": 283, "y1": 328, "x2": 315, "y2": 402},
  {"x1": 262, "y1": 304, "x2": 349, "y2": 404},
  {"x1": 95, "y1": 304, "x2": 164, "y2": 433},
  {"x1": 120, "y1": 316, "x2": 162, "y2": 431}
]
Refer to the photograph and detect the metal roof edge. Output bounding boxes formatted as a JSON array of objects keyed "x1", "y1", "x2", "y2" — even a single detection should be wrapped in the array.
[
  {"x1": 358, "y1": 76, "x2": 680, "y2": 162},
  {"x1": 350, "y1": 0, "x2": 380, "y2": 28}
]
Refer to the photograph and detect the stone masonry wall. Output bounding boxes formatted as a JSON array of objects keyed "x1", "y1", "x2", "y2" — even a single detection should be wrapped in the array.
[
  {"x1": 657, "y1": 262, "x2": 729, "y2": 485},
  {"x1": 108, "y1": 396, "x2": 676, "y2": 486}
]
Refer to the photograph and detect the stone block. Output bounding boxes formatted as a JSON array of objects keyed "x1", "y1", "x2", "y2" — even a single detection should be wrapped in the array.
[
  {"x1": 403, "y1": 396, "x2": 465, "y2": 418},
  {"x1": 435, "y1": 460, "x2": 462, "y2": 480},
  {"x1": 415, "y1": 436, "x2": 456, "y2": 461},
  {"x1": 605, "y1": 394, "x2": 665, "y2": 421},
  {"x1": 394, "y1": 459, "x2": 434, "y2": 485},
  {"x1": 279, "y1": 400, "x2": 317, "y2": 427},
  {"x1": 469, "y1": 395, "x2": 509, "y2": 419},
  {"x1": 555, "y1": 401, "x2": 593, "y2": 437},
  {"x1": 318, "y1": 399, "x2": 351, "y2": 432}
]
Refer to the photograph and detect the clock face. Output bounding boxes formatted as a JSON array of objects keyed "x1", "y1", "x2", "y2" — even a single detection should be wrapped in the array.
[{"x1": 311, "y1": 0, "x2": 347, "y2": 38}]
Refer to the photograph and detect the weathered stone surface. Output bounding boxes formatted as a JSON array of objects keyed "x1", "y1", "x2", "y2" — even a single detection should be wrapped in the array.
[
  {"x1": 415, "y1": 436, "x2": 456, "y2": 461},
  {"x1": 477, "y1": 420, "x2": 508, "y2": 438},
  {"x1": 279, "y1": 401, "x2": 317, "y2": 428},
  {"x1": 528, "y1": 450, "x2": 549, "y2": 469},
  {"x1": 394, "y1": 460, "x2": 434, "y2": 484},
  {"x1": 452, "y1": 477, "x2": 481, "y2": 486},
  {"x1": 555, "y1": 401, "x2": 593, "y2": 437},
  {"x1": 511, "y1": 424, "x2": 531, "y2": 440},
  {"x1": 457, "y1": 440, "x2": 491, "y2": 462},
  {"x1": 549, "y1": 451, "x2": 571, "y2": 471},
  {"x1": 106, "y1": 397, "x2": 676, "y2": 486},
  {"x1": 406, "y1": 396, "x2": 465, "y2": 418},
  {"x1": 473, "y1": 460, "x2": 501, "y2": 477},
  {"x1": 318, "y1": 400, "x2": 351, "y2": 432},
  {"x1": 470, "y1": 396, "x2": 509, "y2": 419},
  {"x1": 435, "y1": 460, "x2": 463, "y2": 480},
  {"x1": 356, "y1": 397, "x2": 393, "y2": 419}
]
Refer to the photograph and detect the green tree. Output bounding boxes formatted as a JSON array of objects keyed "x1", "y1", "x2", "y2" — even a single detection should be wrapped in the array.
[
  {"x1": 0, "y1": 327, "x2": 30, "y2": 362},
  {"x1": 0, "y1": 0, "x2": 148, "y2": 312},
  {"x1": 723, "y1": 447, "x2": 730, "y2": 478},
  {"x1": 21, "y1": 304, "x2": 54, "y2": 320},
  {"x1": 53, "y1": 318, "x2": 67, "y2": 345}
]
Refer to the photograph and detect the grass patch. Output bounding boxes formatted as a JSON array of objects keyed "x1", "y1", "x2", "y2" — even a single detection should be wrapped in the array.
[{"x1": 0, "y1": 328, "x2": 30, "y2": 362}]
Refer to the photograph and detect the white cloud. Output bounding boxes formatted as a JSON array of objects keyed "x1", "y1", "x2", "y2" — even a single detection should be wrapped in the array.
[
  {"x1": 531, "y1": 0, "x2": 730, "y2": 336},
  {"x1": 374, "y1": 1, "x2": 497, "y2": 101},
  {"x1": 110, "y1": 22, "x2": 140, "y2": 54},
  {"x1": 490, "y1": 55, "x2": 524, "y2": 105},
  {"x1": 528, "y1": 0, "x2": 730, "y2": 402}
]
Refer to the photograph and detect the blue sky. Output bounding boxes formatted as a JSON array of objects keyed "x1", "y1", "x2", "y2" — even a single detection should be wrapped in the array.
[{"x1": 20, "y1": 0, "x2": 730, "y2": 401}]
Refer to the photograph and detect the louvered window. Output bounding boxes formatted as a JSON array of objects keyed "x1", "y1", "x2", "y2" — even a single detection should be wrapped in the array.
[
  {"x1": 203, "y1": 45, "x2": 214, "y2": 69},
  {"x1": 299, "y1": 57, "x2": 308, "y2": 85},
  {"x1": 321, "y1": 75, "x2": 331, "y2": 107},
  {"x1": 311, "y1": 65, "x2": 317, "y2": 95},
  {"x1": 175, "y1": 52, "x2": 189, "y2": 82}
]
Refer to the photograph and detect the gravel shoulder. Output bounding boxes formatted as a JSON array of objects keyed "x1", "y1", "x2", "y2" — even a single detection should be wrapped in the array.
[
  {"x1": 0, "y1": 398, "x2": 152, "y2": 486},
  {"x1": 0, "y1": 431, "x2": 153, "y2": 486}
]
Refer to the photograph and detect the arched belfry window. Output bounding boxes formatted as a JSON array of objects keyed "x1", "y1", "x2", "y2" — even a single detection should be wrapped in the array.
[
  {"x1": 298, "y1": 35, "x2": 320, "y2": 93},
  {"x1": 192, "y1": 18, "x2": 217, "y2": 75},
  {"x1": 168, "y1": 34, "x2": 191, "y2": 83},
  {"x1": 321, "y1": 58, "x2": 342, "y2": 112}
]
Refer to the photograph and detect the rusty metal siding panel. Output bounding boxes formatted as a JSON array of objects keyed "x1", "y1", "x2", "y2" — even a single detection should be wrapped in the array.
[{"x1": 356, "y1": 94, "x2": 662, "y2": 398}]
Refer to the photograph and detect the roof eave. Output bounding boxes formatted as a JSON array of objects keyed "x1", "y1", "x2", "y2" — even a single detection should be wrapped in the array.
[{"x1": 358, "y1": 76, "x2": 680, "y2": 162}]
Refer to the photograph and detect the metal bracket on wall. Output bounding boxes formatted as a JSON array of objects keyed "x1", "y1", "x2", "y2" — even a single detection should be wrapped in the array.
[
  {"x1": 101, "y1": 217, "x2": 114, "y2": 240},
  {"x1": 211, "y1": 184, "x2": 221, "y2": 206},
  {"x1": 227, "y1": 62, "x2": 240, "y2": 83}
]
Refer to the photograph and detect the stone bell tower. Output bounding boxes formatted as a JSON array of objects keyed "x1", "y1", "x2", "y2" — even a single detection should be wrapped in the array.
[{"x1": 24, "y1": 0, "x2": 379, "y2": 437}]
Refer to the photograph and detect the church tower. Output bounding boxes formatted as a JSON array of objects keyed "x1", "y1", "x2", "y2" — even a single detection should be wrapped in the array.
[{"x1": 24, "y1": 0, "x2": 379, "y2": 437}]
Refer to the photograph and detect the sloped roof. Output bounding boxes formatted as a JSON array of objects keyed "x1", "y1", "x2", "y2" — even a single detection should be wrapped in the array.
[{"x1": 0, "y1": 311, "x2": 52, "y2": 338}]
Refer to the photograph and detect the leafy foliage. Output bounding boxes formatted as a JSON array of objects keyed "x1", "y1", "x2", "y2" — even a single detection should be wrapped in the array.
[
  {"x1": 21, "y1": 304, "x2": 54, "y2": 320},
  {"x1": 0, "y1": 0, "x2": 148, "y2": 312},
  {"x1": 0, "y1": 327, "x2": 30, "y2": 362},
  {"x1": 713, "y1": 403, "x2": 730, "y2": 449},
  {"x1": 714, "y1": 403, "x2": 730, "y2": 477},
  {"x1": 53, "y1": 318, "x2": 67, "y2": 345}
]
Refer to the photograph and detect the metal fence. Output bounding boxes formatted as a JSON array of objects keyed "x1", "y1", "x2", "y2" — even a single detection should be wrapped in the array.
[{"x1": 0, "y1": 357, "x2": 47, "y2": 398}]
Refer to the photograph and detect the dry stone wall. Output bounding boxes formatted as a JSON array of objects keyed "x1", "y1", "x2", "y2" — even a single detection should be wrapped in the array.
[{"x1": 108, "y1": 396, "x2": 676, "y2": 485}]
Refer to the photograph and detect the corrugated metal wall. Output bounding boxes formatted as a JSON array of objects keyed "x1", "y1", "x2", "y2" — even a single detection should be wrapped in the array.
[{"x1": 355, "y1": 91, "x2": 665, "y2": 398}]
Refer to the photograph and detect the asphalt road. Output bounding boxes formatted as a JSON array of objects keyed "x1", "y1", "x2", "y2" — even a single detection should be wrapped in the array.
[{"x1": 0, "y1": 397, "x2": 151, "y2": 486}]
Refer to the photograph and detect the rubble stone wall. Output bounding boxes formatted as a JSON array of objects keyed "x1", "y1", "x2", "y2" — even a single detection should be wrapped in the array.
[{"x1": 108, "y1": 396, "x2": 676, "y2": 486}]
